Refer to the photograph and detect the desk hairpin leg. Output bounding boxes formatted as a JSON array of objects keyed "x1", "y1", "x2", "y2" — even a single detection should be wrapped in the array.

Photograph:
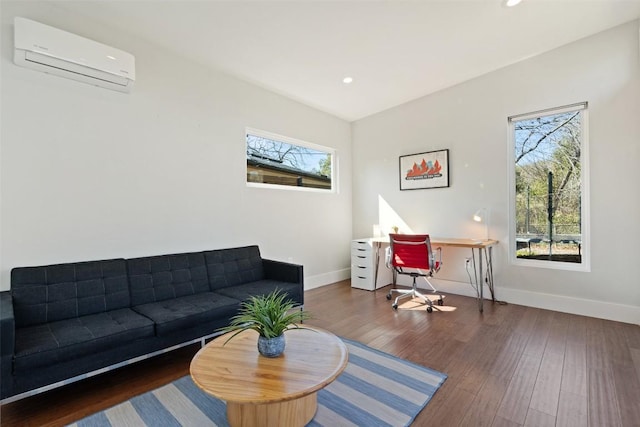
[
  {"x1": 472, "y1": 246, "x2": 496, "y2": 313},
  {"x1": 486, "y1": 246, "x2": 496, "y2": 302},
  {"x1": 479, "y1": 248, "x2": 484, "y2": 312},
  {"x1": 470, "y1": 248, "x2": 485, "y2": 312},
  {"x1": 471, "y1": 249, "x2": 479, "y2": 309}
]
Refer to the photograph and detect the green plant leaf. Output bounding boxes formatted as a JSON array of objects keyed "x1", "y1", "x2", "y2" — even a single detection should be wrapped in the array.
[{"x1": 217, "y1": 289, "x2": 311, "y2": 343}]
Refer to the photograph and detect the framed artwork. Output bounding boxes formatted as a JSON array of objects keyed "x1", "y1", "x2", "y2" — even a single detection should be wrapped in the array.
[{"x1": 399, "y1": 149, "x2": 449, "y2": 190}]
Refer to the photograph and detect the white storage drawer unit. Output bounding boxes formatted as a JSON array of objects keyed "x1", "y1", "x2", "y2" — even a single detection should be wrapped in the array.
[{"x1": 350, "y1": 239, "x2": 392, "y2": 290}]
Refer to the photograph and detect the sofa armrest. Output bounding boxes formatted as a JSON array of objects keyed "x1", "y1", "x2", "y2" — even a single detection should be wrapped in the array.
[
  {"x1": 263, "y1": 259, "x2": 303, "y2": 284},
  {"x1": 1, "y1": 291, "x2": 15, "y2": 399},
  {"x1": 0, "y1": 291, "x2": 14, "y2": 357},
  {"x1": 262, "y1": 259, "x2": 304, "y2": 306}
]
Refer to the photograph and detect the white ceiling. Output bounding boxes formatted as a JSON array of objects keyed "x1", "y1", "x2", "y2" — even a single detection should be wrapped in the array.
[{"x1": 52, "y1": 0, "x2": 640, "y2": 122}]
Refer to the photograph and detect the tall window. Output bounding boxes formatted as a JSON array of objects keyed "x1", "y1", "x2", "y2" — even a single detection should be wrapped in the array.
[
  {"x1": 246, "y1": 128, "x2": 335, "y2": 192},
  {"x1": 508, "y1": 103, "x2": 590, "y2": 271}
]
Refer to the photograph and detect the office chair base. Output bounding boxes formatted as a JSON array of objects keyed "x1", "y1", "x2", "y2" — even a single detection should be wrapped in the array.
[{"x1": 386, "y1": 287, "x2": 444, "y2": 312}]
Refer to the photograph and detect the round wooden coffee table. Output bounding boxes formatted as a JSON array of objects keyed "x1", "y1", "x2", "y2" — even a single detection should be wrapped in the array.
[{"x1": 190, "y1": 326, "x2": 348, "y2": 427}]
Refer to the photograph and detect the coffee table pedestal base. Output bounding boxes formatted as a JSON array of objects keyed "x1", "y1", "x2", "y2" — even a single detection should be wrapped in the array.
[{"x1": 227, "y1": 392, "x2": 317, "y2": 427}]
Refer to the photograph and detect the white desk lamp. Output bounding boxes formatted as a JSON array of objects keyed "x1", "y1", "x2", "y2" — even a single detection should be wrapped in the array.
[{"x1": 473, "y1": 208, "x2": 490, "y2": 241}]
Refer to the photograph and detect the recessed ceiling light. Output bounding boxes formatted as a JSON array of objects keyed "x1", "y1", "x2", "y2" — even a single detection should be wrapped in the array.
[
  {"x1": 505, "y1": 0, "x2": 522, "y2": 6},
  {"x1": 343, "y1": 77, "x2": 353, "y2": 84}
]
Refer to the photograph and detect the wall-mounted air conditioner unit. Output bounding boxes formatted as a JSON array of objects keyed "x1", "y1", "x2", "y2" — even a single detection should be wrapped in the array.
[{"x1": 14, "y1": 17, "x2": 135, "y2": 93}]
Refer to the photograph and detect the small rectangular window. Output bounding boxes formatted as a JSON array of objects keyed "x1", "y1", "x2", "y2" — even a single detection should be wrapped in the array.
[
  {"x1": 246, "y1": 128, "x2": 334, "y2": 192},
  {"x1": 508, "y1": 103, "x2": 590, "y2": 271}
]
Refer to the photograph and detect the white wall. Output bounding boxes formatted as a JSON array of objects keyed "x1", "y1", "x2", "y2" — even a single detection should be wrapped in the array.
[
  {"x1": 0, "y1": 1, "x2": 353, "y2": 291},
  {"x1": 352, "y1": 20, "x2": 640, "y2": 324}
]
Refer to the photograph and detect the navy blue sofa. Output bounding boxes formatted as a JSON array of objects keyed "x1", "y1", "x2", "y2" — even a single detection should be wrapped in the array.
[{"x1": 0, "y1": 245, "x2": 303, "y2": 401}]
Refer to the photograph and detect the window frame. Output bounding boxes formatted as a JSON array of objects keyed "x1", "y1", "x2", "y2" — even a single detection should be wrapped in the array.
[
  {"x1": 507, "y1": 103, "x2": 591, "y2": 272},
  {"x1": 245, "y1": 127, "x2": 337, "y2": 193}
]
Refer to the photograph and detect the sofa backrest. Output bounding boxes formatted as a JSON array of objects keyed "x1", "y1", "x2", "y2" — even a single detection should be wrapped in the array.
[
  {"x1": 127, "y1": 252, "x2": 209, "y2": 306},
  {"x1": 11, "y1": 259, "x2": 130, "y2": 328},
  {"x1": 204, "y1": 246, "x2": 264, "y2": 290}
]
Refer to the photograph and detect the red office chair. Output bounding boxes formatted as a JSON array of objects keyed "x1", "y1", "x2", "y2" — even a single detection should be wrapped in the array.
[{"x1": 386, "y1": 234, "x2": 444, "y2": 312}]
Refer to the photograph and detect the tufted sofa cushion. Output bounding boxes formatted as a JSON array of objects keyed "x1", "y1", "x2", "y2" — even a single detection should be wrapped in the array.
[
  {"x1": 204, "y1": 246, "x2": 264, "y2": 290},
  {"x1": 13, "y1": 308, "x2": 154, "y2": 371},
  {"x1": 11, "y1": 259, "x2": 130, "y2": 328},
  {"x1": 132, "y1": 292, "x2": 240, "y2": 336},
  {"x1": 127, "y1": 252, "x2": 210, "y2": 306}
]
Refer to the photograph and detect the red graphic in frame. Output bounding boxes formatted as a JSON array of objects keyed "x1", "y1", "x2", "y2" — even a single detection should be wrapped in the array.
[{"x1": 405, "y1": 158, "x2": 442, "y2": 180}]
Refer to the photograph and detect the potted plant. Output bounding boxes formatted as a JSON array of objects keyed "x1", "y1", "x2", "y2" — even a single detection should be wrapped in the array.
[{"x1": 219, "y1": 289, "x2": 311, "y2": 357}]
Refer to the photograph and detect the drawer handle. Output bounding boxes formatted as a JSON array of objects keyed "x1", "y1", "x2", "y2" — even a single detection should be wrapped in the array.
[
  {"x1": 357, "y1": 276, "x2": 367, "y2": 279},
  {"x1": 358, "y1": 266, "x2": 366, "y2": 269},
  {"x1": 357, "y1": 256, "x2": 366, "y2": 259}
]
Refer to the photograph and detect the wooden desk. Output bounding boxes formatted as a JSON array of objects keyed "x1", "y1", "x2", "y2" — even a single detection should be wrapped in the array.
[
  {"x1": 190, "y1": 326, "x2": 348, "y2": 427},
  {"x1": 370, "y1": 236, "x2": 498, "y2": 312}
]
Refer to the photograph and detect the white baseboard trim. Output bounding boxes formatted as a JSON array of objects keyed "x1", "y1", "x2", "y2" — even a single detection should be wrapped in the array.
[
  {"x1": 304, "y1": 268, "x2": 350, "y2": 290},
  {"x1": 421, "y1": 277, "x2": 640, "y2": 325},
  {"x1": 310, "y1": 270, "x2": 639, "y2": 325},
  {"x1": 495, "y1": 286, "x2": 640, "y2": 325}
]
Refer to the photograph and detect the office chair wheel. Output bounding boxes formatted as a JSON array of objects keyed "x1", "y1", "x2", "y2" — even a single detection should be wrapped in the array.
[
  {"x1": 437, "y1": 299, "x2": 444, "y2": 306},
  {"x1": 386, "y1": 293, "x2": 392, "y2": 300},
  {"x1": 426, "y1": 306, "x2": 433, "y2": 313},
  {"x1": 392, "y1": 304, "x2": 398, "y2": 310}
]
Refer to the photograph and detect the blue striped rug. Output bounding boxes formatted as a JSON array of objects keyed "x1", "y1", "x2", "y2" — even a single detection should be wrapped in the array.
[{"x1": 70, "y1": 339, "x2": 446, "y2": 427}]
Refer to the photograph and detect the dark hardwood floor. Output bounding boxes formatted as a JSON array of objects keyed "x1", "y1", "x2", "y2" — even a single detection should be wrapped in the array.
[{"x1": 2, "y1": 281, "x2": 639, "y2": 426}]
